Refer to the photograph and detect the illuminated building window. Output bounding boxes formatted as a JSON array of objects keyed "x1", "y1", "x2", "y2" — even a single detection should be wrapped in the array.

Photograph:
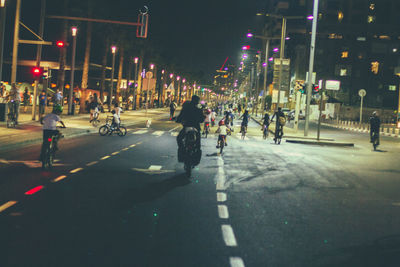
[
  {"x1": 371, "y1": 61, "x2": 379, "y2": 74},
  {"x1": 340, "y1": 69, "x2": 347, "y2": 76},
  {"x1": 388, "y1": 85, "x2": 396, "y2": 91},
  {"x1": 328, "y1": 33, "x2": 343, "y2": 39},
  {"x1": 367, "y1": 15, "x2": 375, "y2": 23},
  {"x1": 338, "y1": 11, "x2": 344, "y2": 22},
  {"x1": 341, "y1": 51, "x2": 349, "y2": 58},
  {"x1": 357, "y1": 37, "x2": 366, "y2": 41},
  {"x1": 379, "y1": 35, "x2": 391, "y2": 40}
]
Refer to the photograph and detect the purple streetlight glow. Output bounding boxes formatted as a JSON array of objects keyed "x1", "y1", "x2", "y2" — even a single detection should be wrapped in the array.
[
  {"x1": 243, "y1": 54, "x2": 248, "y2": 59},
  {"x1": 273, "y1": 48, "x2": 279, "y2": 53},
  {"x1": 285, "y1": 37, "x2": 290, "y2": 40},
  {"x1": 307, "y1": 15, "x2": 314, "y2": 20},
  {"x1": 268, "y1": 57, "x2": 274, "y2": 62},
  {"x1": 247, "y1": 33, "x2": 253, "y2": 38},
  {"x1": 262, "y1": 63, "x2": 267, "y2": 67}
]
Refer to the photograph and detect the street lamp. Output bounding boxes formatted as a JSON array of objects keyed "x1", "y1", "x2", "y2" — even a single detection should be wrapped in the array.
[
  {"x1": 0, "y1": 0, "x2": 6, "y2": 82},
  {"x1": 109, "y1": 45, "x2": 117, "y2": 110},
  {"x1": 68, "y1": 26, "x2": 78, "y2": 115},
  {"x1": 150, "y1": 63, "x2": 154, "y2": 70}
]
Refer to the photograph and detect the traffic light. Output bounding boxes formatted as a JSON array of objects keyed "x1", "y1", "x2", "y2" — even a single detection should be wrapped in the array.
[
  {"x1": 312, "y1": 84, "x2": 319, "y2": 95},
  {"x1": 32, "y1": 67, "x2": 44, "y2": 79},
  {"x1": 54, "y1": 40, "x2": 66, "y2": 48}
]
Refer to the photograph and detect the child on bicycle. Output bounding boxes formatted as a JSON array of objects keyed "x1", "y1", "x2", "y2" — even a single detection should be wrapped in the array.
[
  {"x1": 216, "y1": 119, "x2": 230, "y2": 148},
  {"x1": 111, "y1": 110, "x2": 120, "y2": 130}
]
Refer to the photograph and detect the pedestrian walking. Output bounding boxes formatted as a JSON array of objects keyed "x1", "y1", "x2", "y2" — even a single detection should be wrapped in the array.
[
  {"x1": 23, "y1": 88, "x2": 30, "y2": 113},
  {"x1": 39, "y1": 90, "x2": 47, "y2": 121},
  {"x1": 8, "y1": 83, "x2": 21, "y2": 124}
]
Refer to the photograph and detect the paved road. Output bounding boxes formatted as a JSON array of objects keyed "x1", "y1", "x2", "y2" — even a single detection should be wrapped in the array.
[{"x1": 0, "y1": 114, "x2": 399, "y2": 267}]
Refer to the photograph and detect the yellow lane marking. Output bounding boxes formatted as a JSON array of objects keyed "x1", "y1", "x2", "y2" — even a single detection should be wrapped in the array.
[
  {"x1": 70, "y1": 168, "x2": 83, "y2": 173},
  {"x1": 100, "y1": 156, "x2": 110, "y2": 160},
  {"x1": 129, "y1": 144, "x2": 136, "y2": 148},
  {"x1": 52, "y1": 175, "x2": 67, "y2": 183},
  {"x1": 111, "y1": 151, "x2": 120, "y2": 155},
  {"x1": 86, "y1": 161, "x2": 98, "y2": 166},
  {"x1": 0, "y1": 201, "x2": 18, "y2": 213},
  {"x1": 121, "y1": 148, "x2": 129, "y2": 151}
]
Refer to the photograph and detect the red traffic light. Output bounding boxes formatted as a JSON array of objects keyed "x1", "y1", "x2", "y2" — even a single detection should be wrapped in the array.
[
  {"x1": 242, "y1": 45, "x2": 250, "y2": 50},
  {"x1": 56, "y1": 41, "x2": 65, "y2": 47},
  {"x1": 32, "y1": 67, "x2": 43, "y2": 78}
]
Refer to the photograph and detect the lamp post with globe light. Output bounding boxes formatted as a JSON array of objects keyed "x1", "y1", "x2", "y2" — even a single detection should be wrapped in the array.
[
  {"x1": 68, "y1": 27, "x2": 78, "y2": 115},
  {"x1": 0, "y1": 0, "x2": 6, "y2": 82}
]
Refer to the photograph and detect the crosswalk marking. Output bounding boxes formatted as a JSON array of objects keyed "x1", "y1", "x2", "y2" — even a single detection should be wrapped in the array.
[
  {"x1": 133, "y1": 129, "x2": 148, "y2": 134},
  {"x1": 148, "y1": 165, "x2": 162, "y2": 170},
  {"x1": 152, "y1": 131, "x2": 164, "y2": 136},
  {"x1": 171, "y1": 132, "x2": 179, "y2": 137}
]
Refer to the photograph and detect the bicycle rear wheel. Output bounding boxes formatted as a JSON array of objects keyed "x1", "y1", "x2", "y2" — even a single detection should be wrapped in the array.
[{"x1": 117, "y1": 126, "x2": 127, "y2": 137}]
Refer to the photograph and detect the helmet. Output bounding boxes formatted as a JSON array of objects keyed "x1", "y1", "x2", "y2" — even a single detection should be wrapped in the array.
[
  {"x1": 205, "y1": 108, "x2": 211, "y2": 114},
  {"x1": 53, "y1": 104, "x2": 63, "y2": 114},
  {"x1": 372, "y1": 111, "x2": 377, "y2": 116},
  {"x1": 219, "y1": 119, "x2": 225, "y2": 126}
]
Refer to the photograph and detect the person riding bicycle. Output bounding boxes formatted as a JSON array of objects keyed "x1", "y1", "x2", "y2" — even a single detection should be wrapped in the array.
[
  {"x1": 271, "y1": 107, "x2": 286, "y2": 142},
  {"x1": 203, "y1": 108, "x2": 212, "y2": 135},
  {"x1": 239, "y1": 110, "x2": 250, "y2": 133},
  {"x1": 89, "y1": 94, "x2": 101, "y2": 122},
  {"x1": 262, "y1": 112, "x2": 270, "y2": 131},
  {"x1": 7, "y1": 83, "x2": 21, "y2": 125},
  {"x1": 110, "y1": 109, "x2": 120, "y2": 130},
  {"x1": 216, "y1": 119, "x2": 230, "y2": 148},
  {"x1": 39, "y1": 104, "x2": 65, "y2": 162},
  {"x1": 369, "y1": 111, "x2": 380, "y2": 144},
  {"x1": 176, "y1": 95, "x2": 205, "y2": 161}
]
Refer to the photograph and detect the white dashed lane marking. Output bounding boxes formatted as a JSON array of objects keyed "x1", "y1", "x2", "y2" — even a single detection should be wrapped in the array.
[
  {"x1": 170, "y1": 132, "x2": 179, "y2": 137},
  {"x1": 152, "y1": 131, "x2": 164, "y2": 136},
  {"x1": 221, "y1": 225, "x2": 238, "y2": 247},
  {"x1": 168, "y1": 126, "x2": 180, "y2": 132},
  {"x1": 148, "y1": 165, "x2": 162, "y2": 171},
  {"x1": 133, "y1": 129, "x2": 148, "y2": 134},
  {"x1": 230, "y1": 257, "x2": 245, "y2": 267},
  {"x1": 218, "y1": 205, "x2": 229, "y2": 219},
  {"x1": 0, "y1": 201, "x2": 18, "y2": 213},
  {"x1": 217, "y1": 192, "x2": 227, "y2": 202}
]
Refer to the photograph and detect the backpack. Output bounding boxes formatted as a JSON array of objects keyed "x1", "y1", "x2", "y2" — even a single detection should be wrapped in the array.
[{"x1": 279, "y1": 116, "x2": 286, "y2": 126}]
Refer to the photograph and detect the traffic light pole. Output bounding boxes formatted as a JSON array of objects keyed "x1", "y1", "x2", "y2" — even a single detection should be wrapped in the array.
[
  {"x1": 11, "y1": 0, "x2": 21, "y2": 85},
  {"x1": 0, "y1": 3, "x2": 6, "y2": 83},
  {"x1": 304, "y1": 0, "x2": 320, "y2": 136},
  {"x1": 68, "y1": 29, "x2": 77, "y2": 115},
  {"x1": 32, "y1": 0, "x2": 46, "y2": 121},
  {"x1": 276, "y1": 17, "x2": 286, "y2": 111}
]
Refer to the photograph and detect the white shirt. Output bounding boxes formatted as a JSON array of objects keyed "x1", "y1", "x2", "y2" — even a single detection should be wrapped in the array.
[
  {"x1": 113, "y1": 113, "x2": 120, "y2": 124},
  {"x1": 217, "y1": 125, "x2": 229, "y2": 135},
  {"x1": 204, "y1": 114, "x2": 211, "y2": 123},
  {"x1": 114, "y1": 107, "x2": 123, "y2": 118},
  {"x1": 43, "y1": 113, "x2": 61, "y2": 130}
]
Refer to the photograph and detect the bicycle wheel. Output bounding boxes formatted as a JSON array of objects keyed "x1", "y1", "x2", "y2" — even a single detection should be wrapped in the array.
[
  {"x1": 184, "y1": 162, "x2": 192, "y2": 178},
  {"x1": 219, "y1": 140, "x2": 224, "y2": 154},
  {"x1": 117, "y1": 126, "x2": 127, "y2": 137},
  {"x1": 263, "y1": 129, "x2": 267, "y2": 140},
  {"x1": 99, "y1": 125, "x2": 109, "y2": 136},
  {"x1": 92, "y1": 119, "x2": 100, "y2": 127}
]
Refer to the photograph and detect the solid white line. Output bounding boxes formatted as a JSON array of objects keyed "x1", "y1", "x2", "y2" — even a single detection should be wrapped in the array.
[
  {"x1": 111, "y1": 151, "x2": 120, "y2": 155},
  {"x1": 217, "y1": 192, "x2": 227, "y2": 202},
  {"x1": 149, "y1": 165, "x2": 162, "y2": 170},
  {"x1": 168, "y1": 126, "x2": 180, "y2": 132},
  {"x1": 52, "y1": 175, "x2": 67, "y2": 182},
  {"x1": 86, "y1": 161, "x2": 98, "y2": 166},
  {"x1": 0, "y1": 201, "x2": 18, "y2": 213},
  {"x1": 221, "y1": 225, "x2": 237, "y2": 247},
  {"x1": 70, "y1": 167, "x2": 83, "y2": 174},
  {"x1": 100, "y1": 156, "x2": 110, "y2": 160},
  {"x1": 218, "y1": 205, "x2": 229, "y2": 219},
  {"x1": 230, "y1": 257, "x2": 245, "y2": 267}
]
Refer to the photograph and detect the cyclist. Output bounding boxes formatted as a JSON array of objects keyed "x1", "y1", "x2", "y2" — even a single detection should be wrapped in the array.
[
  {"x1": 239, "y1": 110, "x2": 250, "y2": 133},
  {"x1": 39, "y1": 104, "x2": 65, "y2": 161},
  {"x1": 176, "y1": 95, "x2": 205, "y2": 160},
  {"x1": 89, "y1": 95, "x2": 101, "y2": 122},
  {"x1": 369, "y1": 111, "x2": 380, "y2": 144},
  {"x1": 7, "y1": 83, "x2": 21, "y2": 125},
  {"x1": 262, "y1": 112, "x2": 270, "y2": 131},
  {"x1": 203, "y1": 108, "x2": 212, "y2": 135},
  {"x1": 271, "y1": 107, "x2": 286, "y2": 142},
  {"x1": 216, "y1": 119, "x2": 230, "y2": 148}
]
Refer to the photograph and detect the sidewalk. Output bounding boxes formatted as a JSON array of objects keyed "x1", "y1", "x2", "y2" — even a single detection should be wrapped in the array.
[
  {"x1": 0, "y1": 107, "x2": 171, "y2": 152},
  {"x1": 250, "y1": 114, "x2": 354, "y2": 147}
]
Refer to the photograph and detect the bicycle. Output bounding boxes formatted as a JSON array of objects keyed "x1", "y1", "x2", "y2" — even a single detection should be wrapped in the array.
[
  {"x1": 371, "y1": 131, "x2": 379, "y2": 151},
  {"x1": 99, "y1": 117, "x2": 127, "y2": 137},
  {"x1": 274, "y1": 126, "x2": 283, "y2": 144},
  {"x1": 262, "y1": 124, "x2": 269, "y2": 140},
  {"x1": 7, "y1": 102, "x2": 17, "y2": 128},
  {"x1": 203, "y1": 122, "x2": 210, "y2": 138},
  {"x1": 41, "y1": 126, "x2": 65, "y2": 170},
  {"x1": 90, "y1": 108, "x2": 100, "y2": 127},
  {"x1": 241, "y1": 125, "x2": 247, "y2": 140},
  {"x1": 218, "y1": 135, "x2": 226, "y2": 154}
]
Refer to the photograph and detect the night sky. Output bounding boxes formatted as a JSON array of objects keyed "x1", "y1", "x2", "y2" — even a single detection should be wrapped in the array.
[{"x1": 2, "y1": 0, "x2": 267, "y2": 83}]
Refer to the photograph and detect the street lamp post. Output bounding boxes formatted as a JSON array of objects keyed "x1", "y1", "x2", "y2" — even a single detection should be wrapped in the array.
[
  {"x1": 109, "y1": 46, "x2": 117, "y2": 111},
  {"x1": 304, "y1": 0, "x2": 320, "y2": 136},
  {"x1": 133, "y1": 57, "x2": 138, "y2": 110},
  {"x1": 68, "y1": 27, "x2": 77, "y2": 115},
  {"x1": 11, "y1": 0, "x2": 21, "y2": 85},
  {"x1": 0, "y1": 0, "x2": 6, "y2": 82}
]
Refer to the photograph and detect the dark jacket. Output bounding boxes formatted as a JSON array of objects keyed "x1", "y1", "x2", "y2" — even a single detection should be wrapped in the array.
[
  {"x1": 176, "y1": 101, "x2": 205, "y2": 129},
  {"x1": 370, "y1": 116, "x2": 380, "y2": 132}
]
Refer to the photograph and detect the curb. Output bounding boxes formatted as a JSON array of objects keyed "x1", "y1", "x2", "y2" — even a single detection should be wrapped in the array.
[{"x1": 286, "y1": 139, "x2": 354, "y2": 147}]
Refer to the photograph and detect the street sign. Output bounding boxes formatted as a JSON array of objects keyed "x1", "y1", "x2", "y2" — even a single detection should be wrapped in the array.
[
  {"x1": 358, "y1": 89, "x2": 366, "y2": 97},
  {"x1": 326, "y1": 80, "x2": 341, "y2": 91}
]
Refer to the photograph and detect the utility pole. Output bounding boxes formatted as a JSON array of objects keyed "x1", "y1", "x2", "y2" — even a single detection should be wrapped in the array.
[
  {"x1": 304, "y1": 0, "x2": 320, "y2": 136},
  {"x1": 276, "y1": 17, "x2": 286, "y2": 111},
  {"x1": 0, "y1": 0, "x2": 6, "y2": 82},
  {"x1": 68, "y1": 27, "x2": 77, "y2": 115},
  {"x1": 11, "y1": 0, "x2": 21, "y2": 85},
  {"x1": 32, "y1": 0, "x2": 45, "y2": 120},
  {"x1": 109, "y1": 46, "x2": 116, "y2": 111}
]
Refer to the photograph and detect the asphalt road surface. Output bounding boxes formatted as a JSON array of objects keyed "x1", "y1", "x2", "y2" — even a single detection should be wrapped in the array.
[{"x1": 1, "y1": 115, "x2": 400, "y2": 267}]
